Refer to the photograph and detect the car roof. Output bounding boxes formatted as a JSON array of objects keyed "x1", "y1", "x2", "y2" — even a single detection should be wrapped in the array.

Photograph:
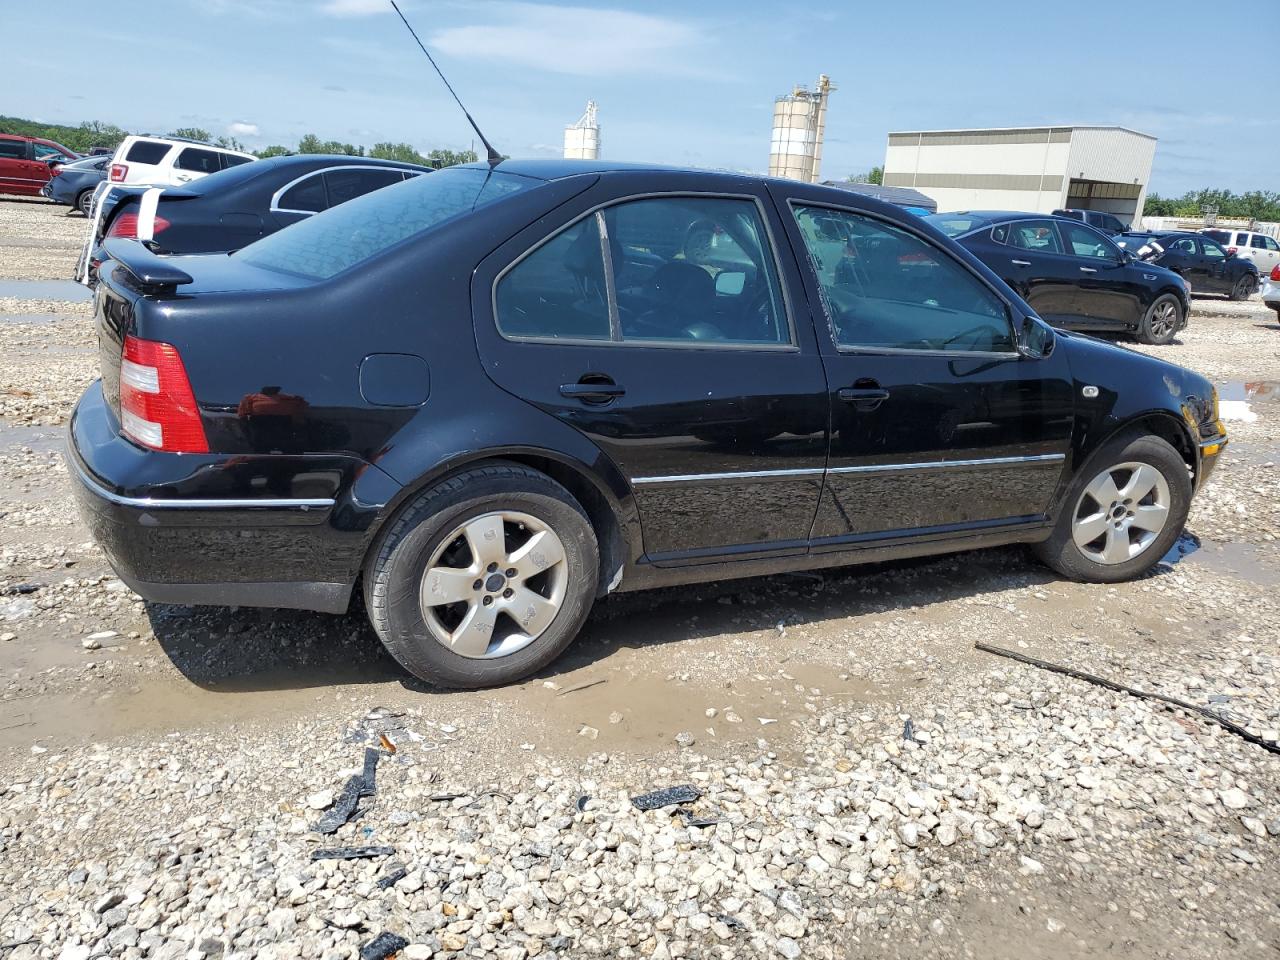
[{"x1": 253, "y1": 154, "x2": 430, "y2": 172}]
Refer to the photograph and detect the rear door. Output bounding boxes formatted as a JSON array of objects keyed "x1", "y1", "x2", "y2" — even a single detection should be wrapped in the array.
[
  {"x1": 775, "y1": 188, "x2": 1074, "y2": 547},
  {"x1": 473, "y1": 173, "x2": 829, "y2": 564}
]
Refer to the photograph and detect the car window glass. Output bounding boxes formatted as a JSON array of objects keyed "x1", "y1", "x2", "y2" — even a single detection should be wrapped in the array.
[
  {"x1": 791, "y1": 204, "x2": 1012, "y2": 353},
  {"x1": 1265, "y1": 237, "x2": 1280, "y2": 252},
  {"x1": 495, "y1": 215, "x2": 612, "y2": 341},
  {"x1": 1170, "y1": 238, "x2": 1197, "y2": 254},
  {"x1": 1235, "y1": 233, "x2": 1248, "y2": 246},
  {"x1": 1062, "y1": 223, "x2": 1116, "y2": 259},
  {"x1": 1202, "y1": 240, "x2": 1226, "y2": 260},
  {"x1": 125, "y1": 140, "x2": 170, "y2": 165},
  {"x1": 1008, "y1": 220, "x2": 1064, "y2": 254},
  {"x1": 277, "y1": 173, "x2": 327, "y2": 213},
  {"x1": 0, "y1": 140, "x2": 26, "y2": 160},
  {"x1": 1103, "y1": 215, "x2": 1123, "y2": 232},
  {"x1": 324, "y1": 168, "x2": 406, "y2": 207},
  {"x1": 222, "y1": 154, "x2": 253, "y2": 169},
  {"x1": 1251, "y1": 235, "x2": 1268, "y2": 249},
  {"x1": 604, "y1": 196, "x2": 789, "y2": 345},
  {"x1": 32, "y1": 143, "x2": 63, "y2": 160},
  {"x1": 1202, "y1": 230, "x2": 1229, "y2": 244},
  {"x1": 990, "y1": 224, "x2": 1008, "y2": 244},
  {"x1": 175, "y1": 148, "x2": 224, "y2": 174}
]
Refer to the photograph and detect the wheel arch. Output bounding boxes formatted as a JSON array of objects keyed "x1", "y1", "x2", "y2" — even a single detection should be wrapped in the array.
[{"x1": 1082, "y1": 409, "x2": 1197, "y2": 482}]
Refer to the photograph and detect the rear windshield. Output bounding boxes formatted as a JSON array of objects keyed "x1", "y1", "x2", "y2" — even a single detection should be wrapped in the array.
[
  {"x1": 237, "y1": 167, "x2": 539, "y2": 280},
  {"x1": 925, "y1": 214, "x2": 989, "y2": 238},
  {"x1": 125, "y1": 140, "x2": 170, "y2": 165},
  {"x1": 1201, "y1": 229, "x2": 1230, "y2": 244}
]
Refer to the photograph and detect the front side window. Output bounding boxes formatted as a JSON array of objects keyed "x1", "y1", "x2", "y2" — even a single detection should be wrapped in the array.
[
  {"x1": 33, "y1": 143, "x2": 64, "y2": 160},
  {"x1": 791, "y1": 204, "x2": 1013, "y2": 353},
  {"x1": 1008, "y1": 220, "x2": 1064, "y2": 254},
  {"x1": 1264, "y1": 237, "x2": 1280, "y2": 252},
  {"x1": 495, "y1": 196, "x2": 790, "y2": 347},
  {"x1": 1062, "y1": 223, "x2": 1117, "y2": 259},
  {"x1": 1170, "y1": 238, "x2": 1197, "y2": 254},
  {"x1": 1201, "y1": 239, "x2": 1226, "y2": 261},
  {"x1": 1250, "y1": 234, "x2": 1269, "y2": 250},
  {"x1": 175, "y1": 148, "x2": 224, "y2": 174},
  {"x1": 125, "y1": 140, "x2": 169, "y2": 165},
  {"x1": 277, "y1": 173, "x2": 326, "y2": 213}
]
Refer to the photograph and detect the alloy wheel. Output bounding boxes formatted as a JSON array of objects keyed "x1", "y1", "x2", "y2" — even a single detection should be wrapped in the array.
[
  {"x1": 419, "y1": 510, "x2": 568, "y2": 659},
  {"x1": 1149, "y1": 300, "x2": 1177, "y2": 339},
  {"x1": 1234, "y1": 276, "x2": 1254, "y2": 300},
  {"x1": 1071, "y1": 461, "x2": 1171, "y2": 565}
]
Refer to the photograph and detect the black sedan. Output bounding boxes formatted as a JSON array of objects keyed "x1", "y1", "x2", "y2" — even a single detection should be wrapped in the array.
[
  {"x1": 69, "y1": 160, "x2": 1226, "y2": 688},
  {"x1": 928, "y1": 211, "x2": 1191, "y2": 345},
  {"x1": 1115, "y1": 231, "x2": 1259, "y2": 301},
  {"x1": 40, "y1": 154, "x2": 108, "y2": 214},
  {"x1": 80, "y1": 154, "x2": 428, "y2": 279}
]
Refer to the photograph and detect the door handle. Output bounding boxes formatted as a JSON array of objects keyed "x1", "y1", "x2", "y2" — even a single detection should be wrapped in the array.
[
  {"x1": 1011, "y1": 259, "x2": 1031, "y2": 266},
  {"x1": 1079, "y1": 266, "x2": 1098, "y2": 273},
  {"x1": 838, "y1": 385, "x2": 890, "y2": 411},
  {"x1": 560, "y1": 377, "x2": 625, "y2": 404}
]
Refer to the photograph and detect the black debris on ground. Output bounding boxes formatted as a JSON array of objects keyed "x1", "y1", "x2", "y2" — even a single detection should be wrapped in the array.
[
  {"x1": 630, "y1": 784, "x2": 701, "y2": 811},
  {"x1": 311, "y1": 845, "x2": 395, "y2": 861},
  {"x1": 359, "y1": 931, "x2": 410, "y2": 960}
]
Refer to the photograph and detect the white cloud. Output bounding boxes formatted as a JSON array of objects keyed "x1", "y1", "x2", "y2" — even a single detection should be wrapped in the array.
[
  {"x1": 321, "y1": 0, "x2": 392, "y2": 16},
  {"x1": 228, "y1": 121, "x2": 260, "y2": 138},
  {"x1": 429, "y1": 3, "x2": 711, "y2": 77}
]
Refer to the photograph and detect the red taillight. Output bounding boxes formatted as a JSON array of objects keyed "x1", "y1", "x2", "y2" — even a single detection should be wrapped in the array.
[
  {"x1": 50, "y1": 165, "x2": 63, "y2": 177},
  {"x1": 1272, "y1": 264, "x2": 1280, "y2": 282},
  {"x1": 119, "y1": 335, "x2": 208, "y2": 453},
  {"x1": 106, "y1": 213, "x2": 171, "y2": 239},
  {"x1": 110, "y1": 163, "x2": 127, "y2": 182},
  {"x1": 1227, "y1": 247, "x2": 1237, "y2": 256}
]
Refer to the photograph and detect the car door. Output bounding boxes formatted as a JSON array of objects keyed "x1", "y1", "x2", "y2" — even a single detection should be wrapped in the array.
[
  {"x1": 1159, "y1": 236, "x2": 1203, "y2": 288},
  {"x1": 1197, "y1": 237, "x2": 1235, "y2": 293},
  {"x1": 473, "y1": 174, "x2": 829, "y2": 564},
  {"x1": 775, "y1": 190, "x2": 1074, "y2": 548},
  {"x1": 0, "y1": 138, "x2": 30, "y2": 193},
  {"x1": 1058, "y1": 221, "x2": 1142, "y2": 325},
  {"x1": 1250, "y1": 234, "x2": 1280, "y2": 275},
  {"x1": 996, "y1": 219, "x2": 1093, "y2": 326},
  {"x1": 171, "y1": 147, "x2": 224, "y2": 184}
]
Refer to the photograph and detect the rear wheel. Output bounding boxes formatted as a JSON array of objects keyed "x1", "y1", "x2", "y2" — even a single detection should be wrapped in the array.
[
  {"x1": 75, "y1": 189, "x2": 93, "y2": 216},
  {"x1": 364, "y1": 463, "x2": 599, "y2": 689},
  {"x1": 1033, "y1": 431, "x2": 1190, "y2": 583},
  {"x1": 1229, "y1": 274, "x2": 1255, "y2": 301},
  {"x1": 1137, "y1": 294, "x2": 1180, "y2": 345}
]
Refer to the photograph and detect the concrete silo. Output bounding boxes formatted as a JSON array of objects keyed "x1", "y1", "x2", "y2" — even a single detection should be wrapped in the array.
[
  {"x1": 564, "y1": 101, "x2": 600, "y2": 160},
  {"x1": 769, "y1": 75, "x2": 834, "y2": 183}
]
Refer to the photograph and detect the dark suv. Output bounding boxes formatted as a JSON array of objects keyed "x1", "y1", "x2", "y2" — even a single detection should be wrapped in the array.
[{"x1": 70, "y1": 161, "x2": 1227, "y2": 688}]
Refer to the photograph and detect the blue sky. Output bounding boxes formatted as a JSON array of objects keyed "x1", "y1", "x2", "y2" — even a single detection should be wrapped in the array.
[{"x1": 6, "y1": 0, "x2": 1275, "y2": 194}]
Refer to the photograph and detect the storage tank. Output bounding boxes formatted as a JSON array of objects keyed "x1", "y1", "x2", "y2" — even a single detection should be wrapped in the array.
[
  {"x1": 564, "y1": 101, "x2": 600, "y2": 160},
  {"x1": 769, "y1": 75, "x2": 834, "y2": 183}
]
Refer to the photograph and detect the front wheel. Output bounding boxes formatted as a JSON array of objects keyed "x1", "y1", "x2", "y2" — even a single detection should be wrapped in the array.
[
  {"x1": 1137, "y1": 294, "x2": 1181, "y2": 345},
  {"x1": 1228, "y1": 275, "x2": 1255, "y2": 301},
  {"x1": 1033, "y1": 431, "x2": 1190, "y2": 583},
  {"x1": 364, "y1": 463, "x2": 599, "y2": 689}
]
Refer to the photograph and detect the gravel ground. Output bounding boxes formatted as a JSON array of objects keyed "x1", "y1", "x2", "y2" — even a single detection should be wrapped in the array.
[{"x1": 1, "y1": 197, "x2": 1278, "y2": 960}]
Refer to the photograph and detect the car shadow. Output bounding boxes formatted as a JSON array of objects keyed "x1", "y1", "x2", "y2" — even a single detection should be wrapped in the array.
[{"x1": 149, "y1": 543, "x2": 1183, "y2": 695}]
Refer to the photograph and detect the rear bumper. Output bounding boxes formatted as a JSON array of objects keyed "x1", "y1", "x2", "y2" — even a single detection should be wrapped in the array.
[{"x1": 66, "y1": 381, "x2": 393, "y2": 614}]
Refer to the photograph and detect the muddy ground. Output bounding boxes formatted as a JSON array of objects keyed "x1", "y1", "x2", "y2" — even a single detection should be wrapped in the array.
[{"x1": 1, "y1": 196, "x2": 1278, "y2": 960}]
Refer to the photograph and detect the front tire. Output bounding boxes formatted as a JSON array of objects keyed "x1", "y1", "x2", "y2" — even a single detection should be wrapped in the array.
[
  {"x1": 1137, "y1": 294, "x2": 1181, "y2": 345},
  {"x1": 1228, "y1": 274, "x2": 1255, "y2": 301},
  {"x1": 364, "y1": 463, "x2": 599, "y2": 689},
  {"x1": 1034, "y1": 431, "x2": 1190, "y2": 583}
]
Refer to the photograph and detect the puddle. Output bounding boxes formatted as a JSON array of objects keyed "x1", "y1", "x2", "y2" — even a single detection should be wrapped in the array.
[
  {"x1": 0, "y1": 279, "x2": 92, "y2": 302},
  {"x1": 1161, "y1": 531, "x2": 1200, "y2": 565},
  {"x1": 1161, "y1": 532, "x2": 1279, "y2": 588},
  {"x1": 0, "y1": 420, "x2": 64, "y2": 454},
  {"x1": 1217, "y1": 380, "x2": 1280, "y2": 423}
]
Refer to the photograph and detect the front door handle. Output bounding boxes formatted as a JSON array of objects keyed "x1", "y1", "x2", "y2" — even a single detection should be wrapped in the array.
[
  {"x1": 1011, "y1": 259, "x2": 1031, "y2": 266},
  {"x1": 838, "y1": 385, "x2": 890, "y2": 411},
  {"x1": 1079, "y1": 266, "x2": 1098, "y2": 273},
  {"x1": 560, "y1": 378, "x2": 625, "y2": 404}
]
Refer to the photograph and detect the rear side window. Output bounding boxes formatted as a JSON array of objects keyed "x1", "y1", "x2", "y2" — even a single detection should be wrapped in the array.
[
  {"x1": 238, "y1": 167, "x2": 536, "y2": 280},
  {"x1": 496, "y1": 217, "x2": 612, "y2": 341},
  {"x1": 791, "y1": 204, "x2": 1012, "y2": 353},
  {"x1": 324, "y1": 168, "x2": 406, "y2": 206},
  {"x1": 175, "y1": 148, "x2": 224, "y2": 174},
  {"x1": 1008, "y1": 220, "x2": 1063, "y2": 254},
  {"x1": 0, "y1": 140, "x2": 27, "y2": 159},
  {"x1": 125, "y1": 140, "x2": 170, "y2": 165},
  {"x1": 222, "y1": 154, "x2": 253, "y2": 169}
]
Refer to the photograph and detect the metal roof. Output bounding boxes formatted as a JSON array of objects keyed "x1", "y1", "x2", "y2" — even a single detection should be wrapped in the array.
[
  {"x1": 820, "y1": 181, "x2": 937, "y2": 211},
  {"x1": 887, "y1": 124, "x2": 1156, "y2": 141}
]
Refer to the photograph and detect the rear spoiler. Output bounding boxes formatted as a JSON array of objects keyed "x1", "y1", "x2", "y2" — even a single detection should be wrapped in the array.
[{"x1": 101, "y1": 238, "x2": 194, "y2": 290}]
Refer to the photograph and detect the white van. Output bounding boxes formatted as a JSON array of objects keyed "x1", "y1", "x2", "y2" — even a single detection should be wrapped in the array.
[
  {"x1": 108, "y1": 136, "x2": 255, "y2": 187},
  {"x1": 1201, "y1": 228, "x2": 1280, "y2": 277}
]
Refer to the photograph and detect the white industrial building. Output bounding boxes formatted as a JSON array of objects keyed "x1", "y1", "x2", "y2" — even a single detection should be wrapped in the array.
[
  {"x1": 564, "y1": 101, "x2": 600, "y2": 160},
  {"x1": 883, "y1": 126, "x2": 1157, "y2": 225},
  {"x1": 769, "y1": 75, "x2": 835, "y2": 183}
]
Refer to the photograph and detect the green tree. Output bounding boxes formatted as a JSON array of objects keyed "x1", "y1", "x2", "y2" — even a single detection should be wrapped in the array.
[
  {"x1": 427, "y1": 148, "x2": 479, "y2": 168},
  {"x1": 370, "y1": 142, "x2": 429, "y2": 165},
  {"x1": 847, "y1": 165, "x2": 883, "y2": 185},
  {"x1": 297, "y1": 133, "x2": 364, "y2": 156},
  {"x1": 169, "y1": 127, "x2": 212, "y2": 143},
  {"x1": 256, "y1": 145, "x2": 292, "y2": 159}
]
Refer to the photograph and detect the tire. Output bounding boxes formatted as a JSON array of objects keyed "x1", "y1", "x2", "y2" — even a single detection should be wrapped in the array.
[
  {"x1": 364, "y1": 463, "x2": 599, "y2": 689},
  {"x1": 75, "y1": 190, "x2": 93, "y2": 216},
  {"x1": 1137, "y1": 294, "x2": 1181, "y2": 345},
  {"x1": 1228, "y1": 274, "x2": 1255, "y2": 302},
  {"x1": 1033, "y1": 431, "x2": 1191, "y2": 583}
]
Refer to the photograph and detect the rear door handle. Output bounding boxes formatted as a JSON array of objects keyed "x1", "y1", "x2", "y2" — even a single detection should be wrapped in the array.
[
  {"x1": 559, "y1": 380, "x2": 625, "y2": 403},
  {"x1": 1011, "y1": 259, "x2": 1031, "y2": 266},
  {"x1": 1079, "y1": 266, "x2": 1098, "y2": 273},
  {"x1": 838, "y1": 386, "x2": 890, "y2": 411}
]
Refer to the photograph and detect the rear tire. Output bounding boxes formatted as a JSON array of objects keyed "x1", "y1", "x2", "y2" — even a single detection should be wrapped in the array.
[
  {"x1": 1033, "y1": 431, "x2": 1190, "y2": 583},
  {"x1": 1137, "y1": 294, "x2": 1180, "y2": 345},
  {"x1": 75, "y1": 190, "x2": 93, "y2": 216},
  {"x1": 364, "y1": 463, "x2": 599, "y2": 689},
  {"x1": 1228, "y1": 274, "x2": 1255, "y2": 301}
]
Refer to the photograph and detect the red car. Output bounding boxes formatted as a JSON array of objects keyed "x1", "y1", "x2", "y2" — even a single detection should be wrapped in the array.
[{"x1": 0, "y1": 134, "x2": 79, "y2": 198}]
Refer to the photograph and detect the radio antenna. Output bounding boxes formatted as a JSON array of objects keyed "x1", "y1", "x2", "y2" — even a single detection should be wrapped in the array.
[{"x1": 388, "y1": 0, "x2": 502, "y2": 165}]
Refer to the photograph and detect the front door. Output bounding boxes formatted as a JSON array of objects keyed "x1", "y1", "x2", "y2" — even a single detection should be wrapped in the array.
[
  {"x1": 777, "y1": 190, "x2": 1075, "y2": 548},
  {"x1": 998, "y1": 218, "x2": 1094, "y2": 326},
  {"x1": 1196, "y1": 237, "x2": 1235, "y2": 294},
  {"x1": 474, "y1": 178, "x2": 829, "y2": 563},
  {"x1": 1056, "y1": 221, "x2": 1142, "y2": 325}
]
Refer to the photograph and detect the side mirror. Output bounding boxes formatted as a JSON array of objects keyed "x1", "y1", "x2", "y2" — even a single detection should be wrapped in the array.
[
  {"x1": 714, "y1": 271, "x2": 746, "y2": 296},
  {"x1": 1016, "y1": 314, "x2": 1055, "y2": 360}
]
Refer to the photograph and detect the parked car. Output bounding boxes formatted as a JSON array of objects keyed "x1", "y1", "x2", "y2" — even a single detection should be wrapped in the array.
[
  {"x1": 0, "y1": 133, "x2": 79, "y2": 198},
  {"x1": 107, "y1": 135, "x2": 255, "y2": 188},
  {"x1": 41, "y1": 154, "x2": 109, "y2": 214},
  {"x1": 1116, "y1": 231, "x2": 1259, "y2": 301},
  {"x1": 76, "y1": 155, "x2": 429, "y2": 285},
  {"x1": 927, "y1": 211, "x2": 1191, "y2": 344},
  {"x1": 69, "y1": 161, "x2": 1227, "y2": 688},
  {"x1": 1200, "y1": 228, "x2": 1280, "y2": 277},
  {"x1": 1053, "y1": 208, "x2": 1129, "y2": 235},
  {"x1": 1263, "y1": 264, "x2": 1280, "y2": 320}
]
